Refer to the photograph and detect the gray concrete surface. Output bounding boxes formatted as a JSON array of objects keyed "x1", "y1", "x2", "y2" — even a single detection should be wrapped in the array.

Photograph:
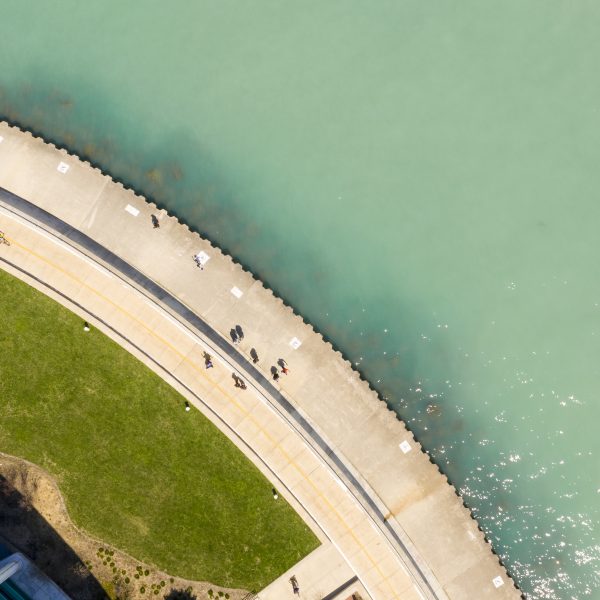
[
  {"x1": 0, "y1": 121, "x2": 522, "y2": 600},
  {"x1": 257, "y1": 542, "x2": 368, "y2": 600}
]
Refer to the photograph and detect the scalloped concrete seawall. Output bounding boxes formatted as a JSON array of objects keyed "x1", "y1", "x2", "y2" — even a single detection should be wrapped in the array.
[{"x1": 0, "y1": 121, "x2": 522, "y2": 600}]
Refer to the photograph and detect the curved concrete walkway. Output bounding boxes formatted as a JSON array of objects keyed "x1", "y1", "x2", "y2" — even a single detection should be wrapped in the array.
[{"x1": 0, "y1": 122, "x2": 521, "y2": 600}]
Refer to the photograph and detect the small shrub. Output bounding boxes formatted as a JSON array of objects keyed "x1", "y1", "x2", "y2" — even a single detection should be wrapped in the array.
[
  {"x1": 140, "y1": 586, "x2": 145, "y2": 594},
  {"x1": 218, "y1": 593, "x2": 224, "y2": 598},
  {"x1": 145, "y1": 569, "x2": 150, "y2": 576},
  {"x1": 225, "y1": 595, "x2": 230, "y2": 599},
  {"x1": 208, "y1": 591, "x2": 213, "y2": 598},
  {"x1": 125, "y1": 577, "x2": 129, "y2": 584},
  {"x1": 134, "y1": 574, "x2": 139, "y2": 579},
  {"x1": 160, "y1": 581, "x2": 165, "y2": 587}
]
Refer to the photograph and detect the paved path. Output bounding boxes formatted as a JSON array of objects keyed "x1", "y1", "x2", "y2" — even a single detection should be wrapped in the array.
[
  {"x1": 258, "y1": 542, "x2": 369, "y2": 600},
  {"x1": 0, "y1": 122, "x2": 522, "y2": 600}
]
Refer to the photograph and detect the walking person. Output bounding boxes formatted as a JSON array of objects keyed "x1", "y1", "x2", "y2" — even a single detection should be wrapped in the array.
[
  {"x1": 232, "y1": 373, "x2": 247, "y2": 389},
  {"x1": 290, "y1": 576, "x2": 300, "y2": 595}
]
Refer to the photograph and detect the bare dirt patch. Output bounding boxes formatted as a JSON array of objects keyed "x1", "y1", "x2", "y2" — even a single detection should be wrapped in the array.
[{"x1": 0, "y1": 452, "x2": 247, "y2": 600}]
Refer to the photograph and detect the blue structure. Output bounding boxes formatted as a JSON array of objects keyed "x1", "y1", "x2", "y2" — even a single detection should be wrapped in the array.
[{"x1": 0, "y1": 552, "x2": 70, "y2": 600}]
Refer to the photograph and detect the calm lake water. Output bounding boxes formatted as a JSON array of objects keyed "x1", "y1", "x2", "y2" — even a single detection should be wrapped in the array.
[{"x1": 1, "y1": 2, "x2": 599, "y2": 597}]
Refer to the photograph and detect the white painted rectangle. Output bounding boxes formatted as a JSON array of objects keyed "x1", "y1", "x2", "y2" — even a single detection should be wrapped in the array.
[
  {"x1": 230, "y1": 286, "x2": 243, "y2": 298},
  {"x1": 125, "y1": 204, "x2": 140, "y2": 217},
  {"x1": 57, "y1": 161, "x2": 70, "y2": 174},
  {"x1": 194, "y1": 251, "x2": 210, "y2": 265},
  {"x1": 0, "y1": 136, "x2": 4, "y2": 144},
  {"x1": 492, "y1": 576, "x2": 504, "y2": 588},
  {"x1": 289, "y1": 337, "x2": 302, "y2": 350},
  {"x1": 399, "y1": 440, "x2": 412, "y2": 454}
]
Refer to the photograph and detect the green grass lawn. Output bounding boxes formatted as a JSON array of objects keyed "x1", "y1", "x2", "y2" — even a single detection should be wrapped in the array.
[{"x1": 0, "y1": 268, "x2": 319, "y2": 590}]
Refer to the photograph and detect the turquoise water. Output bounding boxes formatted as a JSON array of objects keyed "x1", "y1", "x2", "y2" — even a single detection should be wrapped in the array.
[{"x1": 1, "y1": 1, "x2": 599, "y2": 597}]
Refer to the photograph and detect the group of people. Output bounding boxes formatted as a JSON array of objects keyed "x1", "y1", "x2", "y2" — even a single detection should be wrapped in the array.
[
  {"x1": 150, "y1": 216, "x2": 295, "y2": 391},
  {"x1": 199, "y1": 332, "x2": 290, "y2": 393}
]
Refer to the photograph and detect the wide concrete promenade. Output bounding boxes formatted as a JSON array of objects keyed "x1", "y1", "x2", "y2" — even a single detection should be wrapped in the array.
[{"x1": 0, "y1": 122, "x2": 521, "y2": 600}]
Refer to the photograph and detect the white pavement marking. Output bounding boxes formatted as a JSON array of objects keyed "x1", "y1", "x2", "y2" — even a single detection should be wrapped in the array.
[
  {"x1": 230, "y1": 286, "x2": 243, "y2": 298},
  {"x1": 125, "y1": 204, "x2": 140, "y2": 217},
  {"x1": 290, "y1": 336, "x2": 302, "y2": 350},
  {"x1": 194, "y1": 250, "x2": 210, "y2": 265},
  {"x1": 0, "y1": 136, "x2": 4, "y2": 143},
  {"x1": 399, "y1": 440, "x2": 412, "y2": 454},
  {"x1": 57, "y1": 161, "x2": 70, "y2": 174},
  {"x1": 493, "y1": 576, "x2": 504, "y2": 588}
]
